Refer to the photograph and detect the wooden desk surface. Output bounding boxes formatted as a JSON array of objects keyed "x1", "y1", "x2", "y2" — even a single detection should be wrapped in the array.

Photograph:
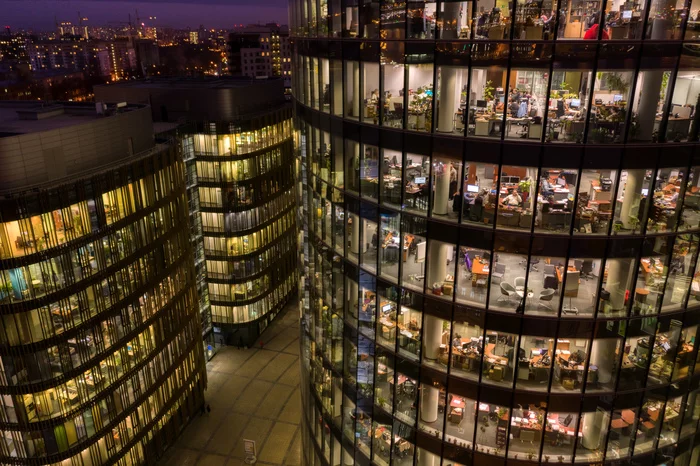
[
  {"x1": 556, "y1": 266, "x2": 577, "y2": 283},
  {"x1": 472, "y1": 257, "x2": 490, "y2": 275}
]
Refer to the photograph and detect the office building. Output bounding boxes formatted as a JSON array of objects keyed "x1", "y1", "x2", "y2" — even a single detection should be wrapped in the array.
[
  {"x1": 95, "y1": 77, "x2": 297, "y2": 346},
  {"x1": 291, "y1": 3, "x2": 700, "y2": 465},
  {"x1": 0, "y1": 101, "x2": 207, "y2": 464}
]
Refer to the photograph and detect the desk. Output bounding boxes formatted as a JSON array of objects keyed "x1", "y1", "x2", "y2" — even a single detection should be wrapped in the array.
[{"x1": 471, "y1": 257, "x2": 489, "y2": 286}]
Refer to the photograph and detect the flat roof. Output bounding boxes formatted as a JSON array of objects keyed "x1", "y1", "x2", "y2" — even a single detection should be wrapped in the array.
[
  {"x1": 0, "y1": 101, "x2": 143, "y2": 136},
  {"x1": 101, "y1": 76, "x2": 282, "y2": 90}
]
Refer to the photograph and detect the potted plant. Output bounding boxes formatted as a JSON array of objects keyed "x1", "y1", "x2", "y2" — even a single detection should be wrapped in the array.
[
  {"x1": 628, "y1": 215, "x2": 640, "y2": 233},
  {"x1": 613, "y1": 222, "x2": 623, "y2": 234},
  {"x1": 483, "y1": 81, "x2": 495, "y2": 102}
]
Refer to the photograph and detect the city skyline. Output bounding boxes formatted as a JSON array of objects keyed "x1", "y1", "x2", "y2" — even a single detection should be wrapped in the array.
[{"x1": 1, "y1": 0, "x2": 287, "y2": 31}]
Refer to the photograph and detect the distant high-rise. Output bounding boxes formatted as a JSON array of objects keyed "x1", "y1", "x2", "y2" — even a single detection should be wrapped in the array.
[
  {"x1": 0, "y1": 101, "x2": 207, "y2": 464},
  {"x1": 227, "y1": 24, "x2": 292, "y2": 89}
]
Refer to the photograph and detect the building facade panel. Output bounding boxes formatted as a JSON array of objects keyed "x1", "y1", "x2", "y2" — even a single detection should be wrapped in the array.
[
  {"x1": 0, "y1": 103, "x2": 206, "y2": 465},
  {"x1": 292, "y1": 3, "x2": 700, "y2": 465}
]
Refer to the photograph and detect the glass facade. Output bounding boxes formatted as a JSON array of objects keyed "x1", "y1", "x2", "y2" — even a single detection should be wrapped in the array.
[
  {"x1": 0, "y1": 143, "x2": 207, "y2": 465},
  {"x1": 292, "y1": 3, "x2": 700, "y2": 465},
  {"x1": 180, "y1": 113, "x2": 299, "y2": 345}
]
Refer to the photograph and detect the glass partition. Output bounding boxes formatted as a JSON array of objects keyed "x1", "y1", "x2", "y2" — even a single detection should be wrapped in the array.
[
  {"x1": 535, "y1": 168, "x2": 576, "y2": 234},
  {"x1": 505, "y1": 68, "x2": 548, "y2": 141}
]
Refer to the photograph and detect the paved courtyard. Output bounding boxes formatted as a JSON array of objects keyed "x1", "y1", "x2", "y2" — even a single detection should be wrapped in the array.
[{"x1": 158, "y1": 301, "x2": 302, "y2": 466}]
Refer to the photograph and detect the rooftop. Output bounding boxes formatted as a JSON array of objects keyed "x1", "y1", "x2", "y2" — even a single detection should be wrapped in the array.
[
  {"x1": 0, "y1": 101, "x2": 143, "y2": 137},
  {"x1": 100, "y1": 76, "x2": 283, "y2": 90}
]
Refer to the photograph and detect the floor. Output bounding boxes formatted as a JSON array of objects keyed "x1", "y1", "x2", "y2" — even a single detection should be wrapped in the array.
[{"x1": 157, "y1": 301, "x2": 302, "y2": 466}]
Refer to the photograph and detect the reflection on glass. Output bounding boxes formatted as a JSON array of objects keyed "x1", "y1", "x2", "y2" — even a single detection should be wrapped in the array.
[
  {"x1": 473, "y1": 0, "x2": 511, "y2": 39},
  {"x1": 379, "y1": 213, "x2": 400, "y2": 283},
  {"x1": 381, "y1": 149, "x2": 403, "y2": 208}
]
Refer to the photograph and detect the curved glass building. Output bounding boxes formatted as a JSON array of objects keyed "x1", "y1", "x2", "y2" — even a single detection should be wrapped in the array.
[
  {"x1": 94, "y1": 78, "x2": 298, "y2": 347},
  {"x1": 291, "y1": 4, "x2": 700, "y2": 465},
  {"x1": 0, "y1": 102, "x2": 207, "y2": 464}
]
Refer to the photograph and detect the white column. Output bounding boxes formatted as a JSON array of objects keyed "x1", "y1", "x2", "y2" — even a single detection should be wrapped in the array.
[
  {"x1": 352, "y1": 62, "x2": 360, "y2": 118},
  {"x1": 423, "y1": 314, "x2": 443, "y2": 360},
  {"x1": 636, "y1": 71, "x2": 664, "y2": 141},
  {"x1": 432, "y1": 164, "x2": 451, "y2": 215},
  {"x1": 581, "y1": 410, "x2": 603, "y2": 450},
  {"x1": 350, "y1": 214, "x2": 360, "y2": 254},
  {"x1": 428, "y1": 240, "x2": 448, "y2": 284},
  {"x1": 437, "y1": 67, "x2": 458, "y2": 133},
  {"x1": 420, "y1": 384, "x2": 439, "y2": 423},
  {"x1": 347, "y1": 279, "x2": 358, "y2": 309},
  {"x1": 620, "y1": 170, "x2": 642, "y2": 229},
  {"x1": 440, "y1": 2, "x2": 462, "y2": 40},
  {"x1": 604, "y1": 259, "x2": 630, "y2": 311},
  {"x1": 417, "y1": 448, "x2": 440, "y2": 466}
]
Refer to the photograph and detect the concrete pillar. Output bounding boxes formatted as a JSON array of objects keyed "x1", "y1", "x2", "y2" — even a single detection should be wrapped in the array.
[
  {"x1": 605, "y1": 259, "x2": 630, "y2": 311},
  {"x1": 343, "y1": 448, "x2": 354, "y2": 465},
  {"x1": 432, "y1": 162, "x2": 451, "y2": 215},
  {"x1": 581, "y1": 410, "x2": 603, "y2": 450},
  {"x1": 428, "y1": 240, "x2": 448, "y2": 285},
  {"x1": 417, "y1": 448, "x2": 440, "y2": 466},
  {"x1": 440, "y1": 2, "x2": 462, "y2": 40},
  {"x1": 352, "y1": 62, "x2": 360, "y2": 118},
  {"x1": 423, "y1": 314, "x2": 443, "y2": 360},
  {"x1": 635, "y1": 71, "x2": 664, "y2": 141},
  {"x1": 420, "y1": 384, "x2": 439, "y2": 423},
  {"x1": 590, "y1": 339, "x2": 617, "y2": 384},
  {"x1": 437, "y1": 67, "x2": 458, "y2": 133},
  {"x1": 350, "y1": 214, "x2": 360, "y2": 255},
  {"x1": 620, "y1": 170, "x2": 642, "y2": 229},
  {"x1": 347, "y1": 279, "x2": 358, "y2": 312}
]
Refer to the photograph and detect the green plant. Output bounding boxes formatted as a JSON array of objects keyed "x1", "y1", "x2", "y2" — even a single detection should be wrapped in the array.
[
  {"x1": 518, "y1": 179, "x2": 531, "y2": 193},
  {"x1": 589, "y1": 127, "x2": 610, "y2": 143},
  {"x1": 483, "y1": 80, "x2": 495, "y2": 101},
  {"x1": 613, "y1": 222, "x2": 622, "y2": 233},
  {"x1": 605, "y1": 72, "x2": 630, "y2": 96},
  {"x1": 628, "y1": 215, "x2": 639, "y2": 231}
]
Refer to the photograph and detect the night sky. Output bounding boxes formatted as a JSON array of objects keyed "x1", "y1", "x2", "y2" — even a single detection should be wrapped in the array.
[{"x1": 1, "y1": 0, "x2": 289, "y2": 30}]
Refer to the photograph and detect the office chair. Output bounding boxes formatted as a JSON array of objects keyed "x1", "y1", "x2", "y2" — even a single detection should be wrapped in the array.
[
  {"x1": 581, "y1": 260, "x2": 594, "y2": 280},
  {"x1": 538, "y1": 288, "x2": 556, "y2": 311}
]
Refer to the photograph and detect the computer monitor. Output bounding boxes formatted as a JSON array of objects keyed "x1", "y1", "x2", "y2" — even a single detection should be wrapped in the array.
[
  {"x1": 382, "y1": 304, "x2": 392, "y2": 312},
  {"x1": 641, "y1": 188, "x2": 649, "y2": 196},
  {"x1": 414, "y1": 176, "x2": 426, "y2": 184},
  {"x1": 467, "y1": 184, "x2": 480, "y2": 193},
  {"x1": 622, "y1": 10, "x2": 632, "y2": 19},
  {"x1": 613, "y1": 94, "x2": 623, "y2": 103},
  {"x1": 662, "y1": 342, "x2": 671, "y2": 351},
  {"x1": 476, "y1": 99, "x2": 487, "y2": 108},
  {"x1": 557, "y1": 177, "x2": 567, "y2": 187},
  {"x1": 570, "y1": 98, "x2": 581, "y2": 109}
]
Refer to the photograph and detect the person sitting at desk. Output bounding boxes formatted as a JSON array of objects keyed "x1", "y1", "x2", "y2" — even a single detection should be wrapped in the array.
[
  {"x1": 502, "y1": 189, "x2": 522, "y2": 207},
  {"x1": 540, "y1": 173, "x2": 555, "y2": 196},
  {"x1": 452, "y1": 334, "x2": 462, "y2": 349},
  {"x1": 670, "y1": 187, "x2": 679, "y2": 202}
]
